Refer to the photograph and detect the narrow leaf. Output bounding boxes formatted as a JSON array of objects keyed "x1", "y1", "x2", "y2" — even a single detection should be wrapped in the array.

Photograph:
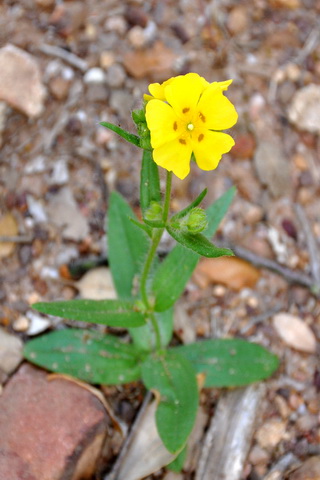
[
  {"x1": 108, "y1": 191, "x2": 149, "y2": 299},
  {"x1": 141, "y1": 351, "x2": 198, "y2": 454},
  {"x1": 166, "y1": 226, "x2": 234, "y2": 258},
  {"x1": 24, "y1": 329, "x2": 142, "y2": 384},
  {"x1": 152, "y1": 187, "x2": 236, "y2": 312},
  {"x1": 205, "y1": 185, "x2": 236, "y2": 238},
  {"x1": 175, "y1": 338, "x2": 279, "y2": 387},
  {"x1": 33, "y1": 299, "x2": 146, "y2": 328},
  {"x1": 140, "y1": 149, "x2": 161, "y2": 213},
  {"x1": 170, "y1": 188, "x2": 207, "y2": 221},
  {"x1": 100, "y1": 121, "x2": 141, "y2": 147},
  {"x1": 129, "y1": 307, "x2": 173, "y2": 351}
]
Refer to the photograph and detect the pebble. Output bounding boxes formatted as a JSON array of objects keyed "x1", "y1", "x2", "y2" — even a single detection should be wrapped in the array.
[
  {"x1": 26, "y1": 310, "x2": 51, "y2": 336},
  {"x1": 49, "y1": 158, "x2": 69, "y2": 185},
  {"x1": 227, "y1": 6, "x2": 249, "y2": 35},
  {"x1": 256, "y1": 418, "x2": 287, "y2": 450},
  {"x1": 0, "y1": 44, "x2": 46, "y2": 118},
  {"x1": 288, "y1": 84, "x2": 320, "y2": 134},
  {"x1": 249, "y1": 444, "x2": 269, "y2": 465},
  {"x1": 0, "y1": 328, "x2": 23, "y2": 383},
  {"x1": 105, "y1": 64, "x2": 126, "y2": 88},
  {"x1": 100, "y1": 51, "x2": 116, "y2": 69},
  {"x1": 104, "y1": 15, "x2": 127, "y2": 35},
  {"x1": 289, "y1": 456, "x2": 320, "y2": 480},
  {"x1": 26, "y1": 195, "x2": 48, "y2": 223},
  {"x1": 12, "y1": 315, "x2": 30, "y2": 332},
  {"x1": 76, "y1": 267, "x2": 117, "y2": 300},
  {"x1": 48, "y1": 76, "x2": 71, "y2": 100},
  {"x1": 46, "y1": 187, "x2": 89, "y2": 241},
  {"x1": 272, "y1": 313, "x2": 317, "y2": 353},
  {"x1": 83, "y1": 67, "x2": 106, "y2": 85}
]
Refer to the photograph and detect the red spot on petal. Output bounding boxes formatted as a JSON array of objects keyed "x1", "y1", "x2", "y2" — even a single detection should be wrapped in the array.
[
  {"x1": 182, "y1": 107, "x2": 190, "y2": 114},
  {"x1": 198, "y1": 134, "x2": 204, "y2": 142},
  {"x1": 173, "y1": 121, "x2": 178, "y2": 131},
  {"x1": 199, "y1": 112, "x2": 206, "y2": 122},
  {"x1": 179, "y1": 139, "x2": 187, "y2": 145}
]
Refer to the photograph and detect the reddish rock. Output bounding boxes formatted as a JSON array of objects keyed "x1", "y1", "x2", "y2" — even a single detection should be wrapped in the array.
[{"x1": 0, "y1": 364, "x2": 109, "y2": 480}]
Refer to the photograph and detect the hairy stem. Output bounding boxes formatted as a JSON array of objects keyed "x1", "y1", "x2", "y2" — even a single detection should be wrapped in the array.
[{"x1": 139, "y1": 170, "x2": 172, "y2": 351}]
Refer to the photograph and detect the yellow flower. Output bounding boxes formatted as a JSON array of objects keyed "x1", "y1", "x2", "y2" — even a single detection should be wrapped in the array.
[{"x1": 145, "y1": 73, "x2": 238, "y2": 180}]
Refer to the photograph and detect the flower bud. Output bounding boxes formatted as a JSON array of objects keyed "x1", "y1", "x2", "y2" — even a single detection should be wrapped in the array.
[
  {"x1": 132, "y1": 108, "x2": 152, "y2": 150},
  {"x1": 186, "y1": 208, "x2": 208, "y2": 234},
  {"x1": 144, "y1": 201, "x2": 163, "y2": 222}
]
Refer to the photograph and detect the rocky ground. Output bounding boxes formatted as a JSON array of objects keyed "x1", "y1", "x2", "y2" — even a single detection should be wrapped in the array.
[{"x1": 0, "y1": 0, "x2": 320, "y2": 479}]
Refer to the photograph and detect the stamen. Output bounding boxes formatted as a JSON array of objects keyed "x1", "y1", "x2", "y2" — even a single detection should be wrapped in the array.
[
  {"x1": 182, "y1": 107, "x2": 190, "y2": 114},
  {"x1": 179, "y1": 139, "x2": 187, "y2": 145},
  {"x1": 198, "y1": 134, "x2": 204, "y2": 142},
  {"x1": 187, "y1": 123, "x2": 194, "y2": 131},
  {"x1": 199, "y1": 112, "x2": 206, "y2": 122},
  {"x1": 173, "y1": 121, "x2": 178, "y2": 131}
]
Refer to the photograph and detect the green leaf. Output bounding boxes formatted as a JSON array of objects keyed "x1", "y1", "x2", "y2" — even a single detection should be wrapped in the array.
[
  {"x1": 170, "y1": 188, "x2": 207, "y2": 222},
  {"x1": 151, "y1": 187, "x2": 236, "y2": 312},
  {"x1": 129, "y1": 307, "x2": 173, "y2": 351},
  {"x1": 141, "y1": 351, "x2": 198, "y2": 454},
  {"x1": 100, "y1": 121, "x2": 141, "y2": 147},
  {"x1": 108, "y1": 191, "x2": 149, "y2": 299},
  {"x1": 140, "y1": 149, "x2": 161, "y2": 213},
  {"x1": 33, "y1": 299, "x2": 146, "y2": 328},
  {"x1": 175, "y1": 339, "x2": 279, "y2": 387},
  {"x1": 166, "y1": 226, "x2": 233, "y2": 258},
  {"x1": 24, "y1": 329, "x2": 142, "y2": 384},
  {"x1": 205, "y1": 185, "x2": 236, "y2": 238},
  {"x1": 167, "y1": 445, "x2": 187, "y2": 472}
]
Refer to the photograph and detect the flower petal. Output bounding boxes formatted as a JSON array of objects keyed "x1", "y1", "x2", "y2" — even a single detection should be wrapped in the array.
[
  {"x1": 165, "y1": 73, "x2": 207, "y2": 119},
  {"x1": 212, "y1": 79, "x2": 233, "y2": 91},
  {"x1": 146, "y1": 99, "x2": 180, "y2": 149},
  {"x1": 148, "y1": 77, "x2": 178, "y2": 100},
  {"x1": 153, "y1": 138, "x2": 192, "y2": 180},
  {"x1": 197, "y1": 85, "x2": 238, "y2": 130},
  {"x1": 192, "y1": 131, "x2": 235, "y2": 171}
]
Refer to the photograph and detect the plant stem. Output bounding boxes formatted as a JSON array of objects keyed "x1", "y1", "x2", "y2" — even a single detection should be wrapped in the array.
[{"x1": 139, "y1": 170, "x2": 172, "y2": 351}]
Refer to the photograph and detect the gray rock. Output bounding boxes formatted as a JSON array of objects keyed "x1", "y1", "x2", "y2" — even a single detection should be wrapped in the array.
[{"x1": 0, "y1": 329, "x2": 23, "y2": 384}]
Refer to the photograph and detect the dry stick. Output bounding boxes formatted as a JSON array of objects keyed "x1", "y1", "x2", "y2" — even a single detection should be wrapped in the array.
[
  {"x1": 196, "y1": 384, "x2": 266, "y2": 480},
  {"x1": 37, "y1": 44, "x2": 88, "y2": 72},
  {"x1": 0, "y1": 235, "x2": 33, "y2": 243},
  {"x1": 104, "y1": 391, "x2": 152, "y2": 480},
  {"x1": 224, "y1": 243, "x2": 318, "y2": 292},
  {"x1": 295, "y1": 203, "x2": 320, "y2": 286},
  {"x1": 262, "y1": 452, "x2": 299, "y2": 480}
]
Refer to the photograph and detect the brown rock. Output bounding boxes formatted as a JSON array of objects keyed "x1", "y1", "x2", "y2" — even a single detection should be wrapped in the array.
[
  {"x1": 0, "y1": 44, "x2": 46, "y2": 118},
  {"x1": 227, "y1": 6, "x2": 249, "y2": 35},
  {"x1": 49, "y1": 2, "x2": 87, "y2": 37},
  {"x1": 123, "y1": 41, "x2": 177, "y2": 80},
  {"x1": 232, "y1": 133, "x2": 255, "y2": 159},
  {"x1": 289, "y1": 456, "x2": 320, "y2": 480},
  {"x1": 0, "y1": 364, "x2": 109, "y2": 480},
  {"x1": 255, "y1": 418, "x2": 287, "y2": 450}
]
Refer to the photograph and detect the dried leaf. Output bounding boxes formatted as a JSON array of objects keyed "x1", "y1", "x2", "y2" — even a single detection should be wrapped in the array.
[
  {"x1": 194, "y1": 257, "x2": 260, "y2": 291},
  {"x1": 0, "y1": 213, "x2": 18, "y2": 258}
]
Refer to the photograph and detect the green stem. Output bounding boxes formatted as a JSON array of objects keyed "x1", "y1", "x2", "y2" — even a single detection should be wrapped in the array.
[{"x1": 139, "y1": 170, "x2": 172, "y2": 351}]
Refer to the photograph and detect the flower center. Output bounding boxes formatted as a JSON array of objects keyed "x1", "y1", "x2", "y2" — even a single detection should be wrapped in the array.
[{"x1": 187, "y1": 123, "x2": 194, "y2": 131}]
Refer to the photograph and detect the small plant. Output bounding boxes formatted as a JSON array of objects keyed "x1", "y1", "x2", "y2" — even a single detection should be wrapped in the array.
[{"x1": 24, "y1": 73, "x2": 278, "y2": 460}]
